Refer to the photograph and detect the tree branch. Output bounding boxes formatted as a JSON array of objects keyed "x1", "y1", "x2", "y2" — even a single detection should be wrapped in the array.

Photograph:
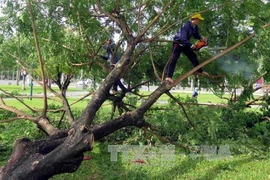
[
  {"x1": 96, "y1": 0, "x2": 134, "y2": 42},
  {"x1": 149, "y1": 46, "x2": 162, "y2": 81},
  {"x1": 165, "y1": 92, "x2": 196, "y2": 129},
  {"x1": 0, "y1": 88, "x2": 37, "y2": 114},
  {"x1": 0, "y1": 97, "x2": 37, "y2": 122},
  {"x1": 142, "y1": 127, "x2": 189, "y2": 151},
  {"x1": 137, "y1": 0, "x2": 173, "y2": 41},
  {"x1": 27, "y1": 0, "x2": 48, "y2": 115}
]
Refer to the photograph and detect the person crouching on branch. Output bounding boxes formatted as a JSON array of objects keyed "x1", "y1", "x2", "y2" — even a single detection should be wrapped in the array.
[
  {"x1": 100, "y1": 38, "x2": 127, "y2": 94},
  {"x1": 165, "y1": 13, "x2": 209, "y2": 84}
]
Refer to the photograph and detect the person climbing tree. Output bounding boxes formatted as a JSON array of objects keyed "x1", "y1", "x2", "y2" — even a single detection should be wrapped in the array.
[
  {"x1": 100, "y1": 38, "x2": 127, "y2": 94},
  {"x1": 165, "y1": 13, "x2": 209, "y2": 84}
]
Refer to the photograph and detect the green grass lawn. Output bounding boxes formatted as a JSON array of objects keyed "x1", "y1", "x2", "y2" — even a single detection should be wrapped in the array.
[
  {"x1": 1, "y1": 85, "x2": 267, "y2": 179},
  {"x1": 1, "y1": 93, "x2": 230, "y2": 112},
  {"x1": 0, "y1": 84, "x2": 232, "y2": 109},
  {"x1": 1, "y1": 88, "x2": 261, "y2": 112},
  {"x1": 0, "y1": 84, "x2": 85, "y2": 94},
  {"x1": 0, "y1": 84, "x2": 260, "y2": 105},
  {"x1": 51, "y1": 142, "x2": 270, "y2": 180}
]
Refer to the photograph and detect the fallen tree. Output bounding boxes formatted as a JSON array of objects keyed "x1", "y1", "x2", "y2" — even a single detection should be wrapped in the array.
[{"x1": 0, "y1": 0, "x2": 269, "y2": 179}]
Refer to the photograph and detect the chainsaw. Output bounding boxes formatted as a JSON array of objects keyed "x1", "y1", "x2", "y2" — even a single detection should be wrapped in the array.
[{"x1": 194, "y1": 40, "x2": 227, "y2": 51}]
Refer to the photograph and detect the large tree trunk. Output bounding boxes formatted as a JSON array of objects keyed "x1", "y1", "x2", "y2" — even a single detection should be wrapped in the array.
[
  {"x1": 0, "y1": 129, "x2": 93, "y2": 180},
  {"x1": 0, "y1": 108, "x2": 151, "y2": 180}
]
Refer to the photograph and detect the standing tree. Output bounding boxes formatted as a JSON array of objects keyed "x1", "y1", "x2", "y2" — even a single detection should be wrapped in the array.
[{"x1": 0, "y1": 0, "x2": 269, "y2": 179}]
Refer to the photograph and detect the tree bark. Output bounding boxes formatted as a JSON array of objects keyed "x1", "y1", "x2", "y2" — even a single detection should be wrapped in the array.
[
  {"x1": 0, "y1": 129, "x2": 93, "y2": 180},
  {"x1": 0, "y1": 115, "x2": 147, "y2": 180}
]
